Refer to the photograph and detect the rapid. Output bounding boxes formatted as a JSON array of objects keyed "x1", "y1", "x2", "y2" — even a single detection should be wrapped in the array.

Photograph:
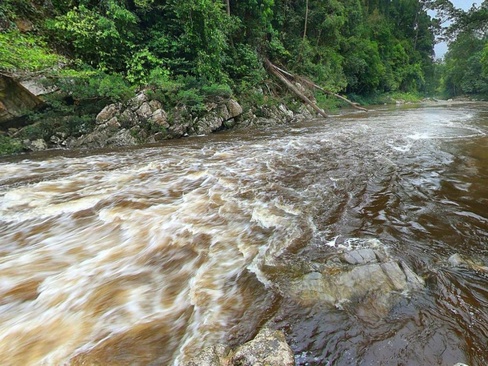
[{"x1": 0, "y1": 103, "x2": 487, "y2": 365}]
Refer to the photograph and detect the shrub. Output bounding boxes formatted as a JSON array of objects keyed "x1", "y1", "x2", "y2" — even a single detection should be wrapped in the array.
[
  {"x1": 0, "y1": 30, "x2": 63, "y2": 72},
  {"x1": 0, "y1": 135, "x2": 22, "y2": 155}
]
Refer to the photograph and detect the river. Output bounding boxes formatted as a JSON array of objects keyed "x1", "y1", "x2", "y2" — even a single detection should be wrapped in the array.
[{"x1": 0, "y1": 103, "x2": 487, "y2": 365}]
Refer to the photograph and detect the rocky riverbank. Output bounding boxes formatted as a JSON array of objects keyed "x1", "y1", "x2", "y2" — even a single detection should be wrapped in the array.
[{"x1": 1, "y1": 84, "x2": 316, "y2": 154}]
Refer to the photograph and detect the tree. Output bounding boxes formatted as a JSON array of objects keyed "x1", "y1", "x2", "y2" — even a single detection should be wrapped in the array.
[{"x1": 438, "y1": 0, "x2": 488, "y2": 97}]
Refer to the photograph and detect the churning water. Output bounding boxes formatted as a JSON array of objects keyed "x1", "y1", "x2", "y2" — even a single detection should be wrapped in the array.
[{"x1": 1, "y1": 103, "x2": 487, "y2": 365}]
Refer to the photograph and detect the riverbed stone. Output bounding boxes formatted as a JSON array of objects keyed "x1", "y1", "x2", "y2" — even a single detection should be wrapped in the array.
[
  {"x1": 276, "y1": 239, "x2": 424, "y2": 319},
  {"x1": 342, "y1": 248, "x2": 377, "y2": 265},
  {"x1": 231, "y1": 328, "x2": 295, "y2": 366},
  {"x1": 184, "y1": 344, "x2": 231, "y2": 366},
  {"x1": 182, "y1": 328, "x2": 294, "y2": 366}
]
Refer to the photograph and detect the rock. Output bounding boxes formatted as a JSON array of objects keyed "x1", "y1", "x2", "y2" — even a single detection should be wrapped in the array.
[
  {"x1": 278, "y1": 104, "x2": 294, "y2": 118},
  {"x1": 194, "y1": 114, "x2": 224, "y2": 135},
  {"x1": 96, "y1": 103, "x2": 122, "y2": 124},
  {"x1": 184, "y1": 344, "x2": 231, "y2": 366},
  {"x1": 50, "y1": 135, "x2": 62, "y2": 145},
  {"x1": 106, "y1": 129, "x2": 138, "y2": 147},
  {"x1": 127, "y1": 92, "x2": 149, "y2": 111},
  {"x1": 182, "y1": 328, "x2": 294, "y2": 366},
  {"x1": 226, "y1": 99, "x2": 243, "y2": 119},
  {"x1": 277, "y1": 239, "x2": 424, "y2": 320},
  {"x1": 231, "y1": 328, "x2": 295, "y2": 366},
  {"x1": 343, "y1": 248, "x2": 377, "y2": 265},
  {"x1": 20, "y1": 78, "x2": 57, "y2": 96},
  {"x1": 105, "y1": 117, "x2": 121, "y2": 130},
  {"x1": 153, "y1": 132, "x2": 167, "y2": 141},
  {"x1": 0, "y1": 75, "x2": 43, "y2": 124},
  {"x1": 448, "y1": 253, "x2": 488, "y2": 272},
  {"x1": 448, "y1": 253, "x2": 466, "y2": 267},
  {"x1": 72, "y1": 127, "x2": 138, "y2": 149},
  {"x1": 148, "y1": 99, "x2": 163, "y2": 111},
  {"x1": 149, "y1": 109, "x2": 169, "y2": 128},
  {"x1": 118, "y1": 109, "x2": 137, "y2": 128},
  {"x1": 135, "y1": 102, "x2": 153, "y2": 121},
  {"x1": 23, "y1": 138, "x2": 48, "y2": 151}
]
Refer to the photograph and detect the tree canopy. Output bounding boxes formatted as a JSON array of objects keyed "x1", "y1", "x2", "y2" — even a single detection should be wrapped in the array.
[{"x1": 1, "y1": 0, "x2": 487, "y2": 101}]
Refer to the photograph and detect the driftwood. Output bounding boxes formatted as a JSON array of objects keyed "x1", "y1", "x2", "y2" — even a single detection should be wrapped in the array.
[
  {"x1": 264, "y1": 58, "x2": 328, "y2": 118},
  {"x1": 265, "y1": 60, "x2": 369, "y2": 113}
]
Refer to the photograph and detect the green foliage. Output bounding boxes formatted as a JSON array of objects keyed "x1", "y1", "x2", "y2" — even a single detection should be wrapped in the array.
[
  {"x1": 126, "y1": 49, "x2": 165, "y2": 85},
  {"x1": 201, "y1": 84, "x2": 233, "y2": 99},
  {"x1": 0, "y1": 30, "x2": 63, "y2": 72},
  {"x1": 45, "y1": 2, "x2": 138, "y2": 72},
  {"x1": 0, "y1": 135, "x2": 22, "y2": 155},
  {"x1": 442, "y1": 32, "x2": 488, "y2": 97},
  {"x1": 55, "y1": 67, "x2": 134, "y2": 103},
  {"x1": 0, "y1": 0, "x2": 40, "y2": 21},
  {"x1": 482, "y1": 43, "x2": 488, "y2": 77},
  {"x1": 315, "y1": 93, "x2": 341, "y2": 112},
  {"x1": 2, "y1": 0, "x2": 445, "y2": 142}
]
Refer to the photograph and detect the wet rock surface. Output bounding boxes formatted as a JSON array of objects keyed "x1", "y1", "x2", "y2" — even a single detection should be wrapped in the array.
[
  {"x1": 269, "y1": 238, "x2": 425, "y2": 319},
  {"x1": 448, "y1": 253, "x2": 488, "y2": 272},
  {"x1": 183, "y1": 328, "x2": 295, "y2": 366}
]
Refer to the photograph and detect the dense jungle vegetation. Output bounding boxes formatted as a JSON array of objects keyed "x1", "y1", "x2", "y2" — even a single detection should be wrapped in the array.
[{"x1": 0, "y1": 0, "x2": 487, "y2": 154}]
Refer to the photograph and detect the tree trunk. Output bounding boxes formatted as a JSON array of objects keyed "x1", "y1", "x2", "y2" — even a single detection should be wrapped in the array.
[
  {"x1": 264, "y1": 59, "x2": 328, "y2": 118},
  {"x1": 303, "y1": 0, "x2": 309, "y2": 41},
  {"x1": 265, "y1": 62, "x2": 369, "y2": 112},
  {"x1": 225, "y1": 0, "x2": 231, "y2": 16}
]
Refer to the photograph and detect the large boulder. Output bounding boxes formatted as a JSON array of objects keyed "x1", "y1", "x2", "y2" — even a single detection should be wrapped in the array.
[
  {"x1": 226, "y1": 99, "x2": 243, "y2": 119},
  {"x1": 0, "y1": 75, "x2": 43, "y2": 124}
]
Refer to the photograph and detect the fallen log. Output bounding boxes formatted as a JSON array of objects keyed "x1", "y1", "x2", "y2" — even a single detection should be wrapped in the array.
[
  {"x1": 265, "y1": 60, "x2": 369, "y2": 112},
  {"x1": 264, "y1": 58, "x2": 328, "y2": 118},
  {"x1": 298, "y1": 76, "x2": 369, "y2": 112}
]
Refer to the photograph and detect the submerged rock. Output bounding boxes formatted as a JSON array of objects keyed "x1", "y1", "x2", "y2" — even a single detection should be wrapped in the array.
[
  {"x1": 448, "y1": 253, "x2": 488, "y2": 272},
  {"x1": 271, "y1": 238, "x2": 424, "y2": 320}
]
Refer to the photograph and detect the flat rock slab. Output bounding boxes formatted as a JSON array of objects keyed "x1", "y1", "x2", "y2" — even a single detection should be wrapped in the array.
[{"x1": 280, "y1": 240, "x2": 425, "y2": 316}]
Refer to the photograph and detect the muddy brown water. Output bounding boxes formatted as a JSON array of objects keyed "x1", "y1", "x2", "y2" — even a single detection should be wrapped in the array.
[{"x1": 0, "y1": 103, "x2": 487, "y2": 365}]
